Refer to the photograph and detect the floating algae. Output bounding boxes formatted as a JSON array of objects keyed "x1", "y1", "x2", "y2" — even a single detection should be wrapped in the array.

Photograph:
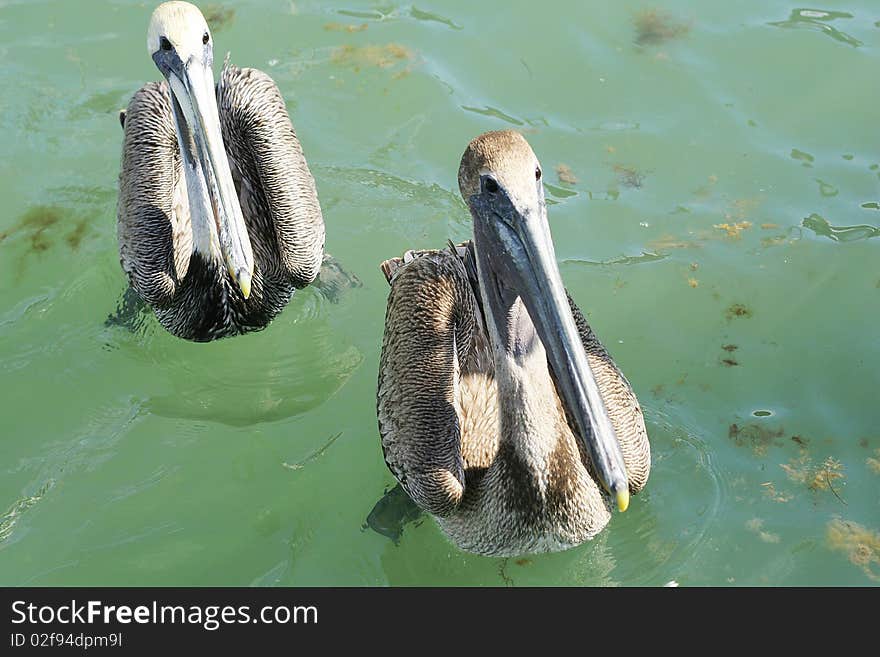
[
  {"x1": 555, "y1": 163, "x2": 578, "y2": 185},
  {"x1": 633, "y1": 9, "x2": 691, "y2": 46},
  {"x1": 826, "y1": 518, "x2": 880, "y2": 582},
  {"x1": 725, "y1": 303, "x2": 752, "y2": 320},
  {"x1": 780, "y1": 454, "x2": 845, "y2": 493},
  {"x1": 729, "y1": 423, "x2": 784, "y2": 456},
  {"x1": 203, "y1": 4, "x2": 235, "y2": 32},
  {"x1": 331, "y1": 43, "x2": 415, "y2": 72}
]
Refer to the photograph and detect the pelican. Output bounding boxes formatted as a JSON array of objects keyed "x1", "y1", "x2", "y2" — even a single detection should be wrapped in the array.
[
  {"x1": 376, "y1": 131, "x2": 650, "y2": 556},
  {"x1": 117, "y1": 1, "x2": 324, "y2": 341}
]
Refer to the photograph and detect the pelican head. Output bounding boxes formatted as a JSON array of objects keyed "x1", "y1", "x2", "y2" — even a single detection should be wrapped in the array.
[
  {"x1": 147, "y1": 1, "x2": 253, "y2": 298},
  {"x1": 458, "y1": 130, "x2": 630, "y2": 512}
]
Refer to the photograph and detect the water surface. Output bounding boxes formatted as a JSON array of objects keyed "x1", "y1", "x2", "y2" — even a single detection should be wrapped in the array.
[{"x1": 1, "y1": 0, "x2": 878, "y2": 586}]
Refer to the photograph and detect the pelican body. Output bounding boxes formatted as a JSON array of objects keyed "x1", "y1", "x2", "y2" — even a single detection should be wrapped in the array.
[
  {"x1": 377, "y1": 131, "x2": 650, "y2": 556},
  {"x1": 117, "y1": 2, "x2": 324, "y2": 341}
]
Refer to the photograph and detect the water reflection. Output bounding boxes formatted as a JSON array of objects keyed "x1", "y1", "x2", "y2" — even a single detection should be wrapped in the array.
[{"x1": 107, "y1": 290, "x2": 363, "y2": 427}]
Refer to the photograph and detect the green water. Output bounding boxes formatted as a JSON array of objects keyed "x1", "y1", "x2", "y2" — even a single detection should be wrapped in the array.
[{"x1": 1, "y1": 0, "x2": 878, "y2": 586}]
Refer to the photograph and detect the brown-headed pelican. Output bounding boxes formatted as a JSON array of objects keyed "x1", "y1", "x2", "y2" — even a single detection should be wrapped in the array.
[
  {"x1": 377, "y1": 131, "x2": 650, "y2": 556},
  {"x1": 117, "y1": 1, "x2": 324, "y2": 341}
]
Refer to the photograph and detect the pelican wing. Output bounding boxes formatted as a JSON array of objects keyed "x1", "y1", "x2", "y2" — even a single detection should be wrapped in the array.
[
  {"x1": 564, "y1": 297, "x2": 651, "y2": 493},
  {"x1": 377, "y1": 248, "x2": 479, "y2": 517},
  {"x1": 117, "y1": 82, "x2": 191, "y2": 308},
  {"x1": 216, "y1": 63, "x2": 324, "y2": 288}
]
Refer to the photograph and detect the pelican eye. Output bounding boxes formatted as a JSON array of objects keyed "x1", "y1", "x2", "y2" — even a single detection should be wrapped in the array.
[
  {"x1": 535, "y1": 167, "x2": 542, "y2": 181},
  {"x1": 483, "y1": 177, "x2": 499, "y2": 194},
  {"x1": 160, "y1": 36, "x2": 172, "y2": 51},
  {"x1": 202, "y1": 32, "x2": 209, "y2": 45}
]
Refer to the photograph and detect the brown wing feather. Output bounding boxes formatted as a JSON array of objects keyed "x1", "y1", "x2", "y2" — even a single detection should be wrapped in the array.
[
  {"x1": 116, "y1": 82, "x2": 191, "y2": 308},
  {"x1": 217, "y1": 63, "x2": 324, "y2": 288},
  {"x1": 377, "y1": 248, "x2": 479, "y2": 517}
]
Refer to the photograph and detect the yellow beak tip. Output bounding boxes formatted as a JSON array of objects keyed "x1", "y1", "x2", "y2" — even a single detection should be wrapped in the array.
[
  {"x1": 237, "y1": 271, "x2": 252, "y2": 299},
  {"x1": 616, "y1": 489, "x2": 630, "y2": 513}
]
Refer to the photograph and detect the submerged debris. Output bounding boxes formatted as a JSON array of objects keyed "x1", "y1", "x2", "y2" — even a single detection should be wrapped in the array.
[
  {"x1": 826, "y1": 518, "x2": 880, "y2": 581},
  {"x1": 725, "y1": 303, "x2": 752, "y2": 320},
  {"x1": 633, "y1": 9, "x2": 691, "y2": 46},
  {"x1": 722, "y1": 344, "x2": 738, "y2": 352},
  {"x1": 729, "y1": 423, "x2": 785, "y2": 456},
  {"x1": 612, "y1": 163, "x2": 646, "y2": 189},
  {"x1": 687, "y1": 277, "x2": 699, "y2": 288},
  {"x1": 721, "y1": 358, "x2": 738, "y2": 367}
]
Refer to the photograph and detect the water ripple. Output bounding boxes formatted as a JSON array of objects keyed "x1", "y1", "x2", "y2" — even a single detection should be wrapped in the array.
[
  {"x1": 768, "y1": 9, "x2": 863, "y2": 47},
  {"x1": 802, "y1": 213, "x2": 879, "y2": 242}
]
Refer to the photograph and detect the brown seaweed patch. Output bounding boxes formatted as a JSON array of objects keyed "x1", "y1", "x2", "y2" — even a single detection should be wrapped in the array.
[
  {"x1": 612, "y1": 163, "x2": 645, "y2": 189},
  {"x1": 725, "y1": 303, "x2": 752, "y2": 320},
  {"x1": 729, "y1": 423, "x2": 785, "y2": 456},
  {"x1": 555, "y1": 164, "x2": 578, "y2": 185},
  {"x1": 826, "y1": 518, "x2": 880, "y2": 582},
  {"x1": 721, "y1": 358, "x2": 738, "y2": 367},
  {"x1": 65, "y1": 218, "x2": 89, "y2": 250},
  {"x1": 2, "y1": 205, "x2": 65, "y2": 253},
  {"x1": 324, "y1": 22, "x2": 369, "y2": 33},
  {"x1": 714, "y1": 220, "x2": 752, "y2": 238},
  {"x1": 203, "y1": 4, "x2": 235, "y2": 32},
  {"x1": 722, "y1": 344, "x2": 738, "y2": 352},
  {"x1": 781, "y1": 454, "x2": 845, "y2": 492},
  {"x1": 633, "y1": 9, "x2": 691, "y2": 46},
  {"x1": 646, "y1": 234, "x2": 701, "y2": 251},
  {"x1": 331, "y1": 43, "x2": 415, "y2": 72}
]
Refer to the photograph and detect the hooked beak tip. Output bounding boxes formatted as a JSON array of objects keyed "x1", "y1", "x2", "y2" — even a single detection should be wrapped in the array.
[
  {"x1": 237, "y1": 270, "x2": 252, "y2": 299},
  {"x1": 616, "y1": 488, "x2": 630, "y2": 513}
]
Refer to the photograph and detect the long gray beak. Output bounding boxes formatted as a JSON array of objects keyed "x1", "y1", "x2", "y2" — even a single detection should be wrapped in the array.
[
  {"x1": 167, "y1": 58, "x2": 254, "y2": 298},
  {"x1": 470, "y1": 188, "x2": 630, "y2": 512}
]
